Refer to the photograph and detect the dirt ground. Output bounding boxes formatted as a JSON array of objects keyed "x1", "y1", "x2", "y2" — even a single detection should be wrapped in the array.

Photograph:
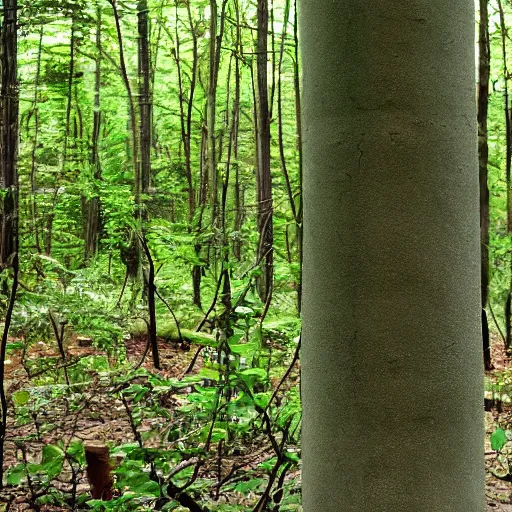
[
  {"x1": 0, "y1": 333, "x2": 510, "y2": 511},
  {"x1": 486, "y1": 336, "x2": 512, "y2": 511}
]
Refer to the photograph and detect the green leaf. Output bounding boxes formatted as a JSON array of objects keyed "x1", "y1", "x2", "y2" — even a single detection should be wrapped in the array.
[
  {"x1": 13, "y1": 390, "x2": 30, "y2": 406},
  {"x1": 41, "y1": 444, "x2": 64, "y2": 479},
  {"x1": 198, "y1": 367, "x2": 220, "y2": 380},
  {"x1": 6, "y1": 464, "x2": 26, "y2": 485},
  {"x1": 235, "y1": 306, "x2": 254, "y2": 317},
  {"x1": 66, "y1": 440, "x2": 84, "y2": 464},
  {"x1": 229, "y1": 342, "x2": 257, "y2": 356},
  {"x1": 233, "y1": 477, "x2": 266, "y2": 494},
  {"x1": 491, "y1": 428, "x2": 508, "y2": 451},
  {"x1": 240, "y1": 368, "x2": 267, "y2": 380}
]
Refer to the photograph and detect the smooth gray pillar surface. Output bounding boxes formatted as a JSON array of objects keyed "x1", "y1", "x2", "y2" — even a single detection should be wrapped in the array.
[{"x1": 300, "y1": 2, "x2": 484, "y2": 511}]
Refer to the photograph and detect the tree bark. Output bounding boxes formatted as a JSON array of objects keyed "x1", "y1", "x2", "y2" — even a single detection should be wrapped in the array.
[
  {"x1": 498, "y1": 0, "x2": 512, "y2": 351},
  {"x1": 85, "y1": 6, "x2": 102, "y2": 262},
  {"x1": 208, "y1": 0, "x2": 220, "y2": 223},
  {"x1": 0, "y1": 0, "x2": 17, "y2": 267},
  {"x1": 255, "y1": 0, "x2": 273, "y2": 303},
  {"x1": 0, "y1": 0, "x2": 18, "y2": 488},
  {"x1": 300, "y1": 2, "x2": 484, "y2": 510},
  {"x1": 85, "y1": 443, "x2": 113, "y2": 500},
  {"x1": 138, "y1": 0, "x2": 151, "y2": 201},
  {"x1": 29, "y1": 26, "x2": 43, "y2": 254},
  {"x1": 293, "y1": 0, "x2": 303, "y2": 314},
  {"x1": 478, "y1": 0, "x2": 492, "y2": 370}
]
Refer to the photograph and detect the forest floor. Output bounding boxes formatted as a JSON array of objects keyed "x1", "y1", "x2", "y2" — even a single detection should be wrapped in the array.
[
  {"x1": 0, "y1": 333, "x2": 508, "y2": 511},
  {"x1": 486, "y1": 335, "x2": 512, "y2": 511},
  {"x1": 0, "y1": 335, "x2": 196, "y2": 511},
  {"x1": 0, "y1": 334, "x2": 298, "y2": 511}
]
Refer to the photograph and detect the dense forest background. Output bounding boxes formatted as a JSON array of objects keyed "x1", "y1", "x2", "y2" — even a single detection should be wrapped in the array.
[
  {"x1": 1, "y1": 0, "x2": 512, "y2": 510},
  {"x1": 0, "y1": 0, "x2": 304, "y2": 510}
]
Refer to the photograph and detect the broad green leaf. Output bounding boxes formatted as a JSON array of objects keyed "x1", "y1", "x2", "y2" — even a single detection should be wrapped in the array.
[
  {"x1": 6, "y1": 464, "x2": 25, "y2": 485},
  {"x1": 491, "y1": 428, "x2": 508, "y2": 451},
  {"x1": 13, "y1": 390, "x2": 30, "y2": 406}
]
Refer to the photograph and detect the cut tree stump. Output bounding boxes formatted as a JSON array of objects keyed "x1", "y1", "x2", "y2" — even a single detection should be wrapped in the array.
[
  {"x1": 85, "y1": 443, "x2": 114, "y2": 500},
  {"x1": 77, "y1": 336, "x2": 93, "y2": 347}
]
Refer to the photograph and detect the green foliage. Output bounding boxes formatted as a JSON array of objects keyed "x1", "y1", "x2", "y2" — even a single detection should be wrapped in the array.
[{"x1": 5, "y1": 0, "x2": 303, "y2": 509}]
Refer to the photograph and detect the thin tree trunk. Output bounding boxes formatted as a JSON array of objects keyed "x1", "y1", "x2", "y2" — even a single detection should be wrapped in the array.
[
  {"x1": 29, "y1": 26, "x2": 43, "y2": 254},
  {"x1": 207, "y1": 0, "x2": 228, "y2": 227},
  {"x1": 169, "y1": 4, "x2": 197, "y2": 223},
  {"x1": 300, "y1": 0, "x2": 484, "y2": 509},
  {"x1": 0, "y1": 0, "x2": 19, "y2": 487},
  {"x1": 109, "y1": 0, "x2": 140, "y2": 203},
  {"x1": 109, "y1": 0, "x2": 141, "y2": 280},
  {"x1": 293, "y1": 0, "x2": 303, "y2": 313},
  {"x1": 186, "y1": 3, "x2": 199, "y2": 221},
  {"x1": 140, "y1": 236, "x2": 160, "y2": 369},
  {"x1": 85, "y1": 6, "x2": 103, "y2": 261},
  {"x1": 208, "y1": 0, "x2": 219, "y2": 223},
  {"x1": 498, "y1": 0, "x2": 512, "y2": 351},
  {"x1": 232, "y1": 0, "x2": 243, "y2": 261},
  {"x1": 479, "y1": 0, "x2": 492, "y2": 369},
  {"x1": 138, "y1": 0, "x2": 151, "y2": 201},
  {"x1": 277, "y1": 0, "x2": 295, "y2": 221},
  {"x1": 192, "y1": 126, "x2": 210, "y2": 309},
  {"x1": 256, "y1": 0, "x2": 273, "y2": 303}
]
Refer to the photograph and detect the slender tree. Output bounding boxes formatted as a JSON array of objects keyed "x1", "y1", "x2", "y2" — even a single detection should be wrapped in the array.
[
  {"x1": 232, "y1": 0, "x2": 244, "y2": 261},
  {"x1": 85, "y1": 6, "x2": 103, "y2": 261},
  {"x1": 479, "y1": 0, "x2": 492, "y2": 369},
  {"x1": 207, "y1": 0, "x2": 220, "y2": 222},
  {"x1": 168, "y1": 3, "x2": 197, "y2": 223},
  {"x1": 138, "y1": 0, "x2": 151, "y2": 201},
  {"x1": 292, "y1": 0, "x2": 303, "y2": 312},
  {"x1": 207, "y1": 0, "x2": 228, "y2": 227},
  {"x1": 0, "y1": 0, "x2": 19, "y2": 487},
  {"x1": 29, "y1": 26, "x2": 43, "y2": 254},
  {"x1": 300, "y1": 1, "x2": 484, "y2": 510},
  {"x1": 0, "y1": 0, "x2": 18, "y2": 267},
  {"x1": 255, "y1": 0, "x2": 273, "y2": 303},
  {"x1": 498, "y1": 0, "x2": 512, "y2": 351}
]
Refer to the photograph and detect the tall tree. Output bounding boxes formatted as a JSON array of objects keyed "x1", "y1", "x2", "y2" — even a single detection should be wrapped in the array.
[
  {"x1": 207, "y1": 0, "x2": 220, "y2": 222},
  {"x1": 29, "y1": 26, "x2": 43, "y2": 254},
  {"x1": 479, "y1": 0, "x2": 492, "y2": 370},
  {"x1": 300, "y1": 1, "x2": 484, "y2": 510},
  {"x1": 498, "y1": 0, "x2": 512, "y2": 351},
  {"x1": 138, "y1": 0, "x2": 151, "y2": 202},
  {"x1": 0, "y1": 0, "x2": 19, "y2": 487},
  {"x1": 85, "y1": 6, "x2": 103, "y2": 261},
  {"x1": 255, "y1": 0, "x2": 273, "y2": 303},
  {"x1": 0, "y1": 0, "x2": 18, "y2": 266}
]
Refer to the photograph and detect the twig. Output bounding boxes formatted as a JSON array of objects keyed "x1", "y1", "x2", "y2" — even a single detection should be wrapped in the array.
[
  {"x1": 264, "y1": 336, "x2": 301, "y2": 417},
  {"x1": 155, "y1": 287, "x2": 183, "y2": 341},
  {"x1": 489, "y1": 301, "x2": 507, "y2": 348}
]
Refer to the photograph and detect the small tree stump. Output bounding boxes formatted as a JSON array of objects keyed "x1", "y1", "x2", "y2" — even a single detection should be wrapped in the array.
[
  {"x1": 77, "y1": 337, "x2": 92, "y2": 347},
  {"x1": 85, "y1": 443, "x2": 113, "y2": 500}
]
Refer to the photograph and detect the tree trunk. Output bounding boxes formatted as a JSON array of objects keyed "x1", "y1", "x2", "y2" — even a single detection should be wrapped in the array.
[
  {"x1": 208, "y1": 0, "x2": 219, "y2": 223},
  {"x1": 498, "y1": 0, "x2": 512, "y2": 352},
  {"x1": 255, "y1": 0, "x2": 273, "y2": 303},
  {"x1": 0, "y1": 0, "x2": 17, "y2": 267},
  {"x1": 29, "y1": 26, "x2": 43, "y2": 254},
  {"x1": 85, "y1": 443, "x2": 113, "y2": 500},
  {"x1": 300, "y1": 2, "x2": 484, "y2": 511},
  {"x1": 293, "y1": 0, "x2": 303, "y2": 314},
  {"x1": 0, "y1": 0, "x2": 19, "y2": 488},
  {"x1": 478, "y1": 0, "x2": 492, "y2": 370},
  {"x1": 138, "y1": 0, "x2": 151, "y2": 201},
  {"x1": 85, "y1": 7, "x2": 102, "y2": 262}
]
